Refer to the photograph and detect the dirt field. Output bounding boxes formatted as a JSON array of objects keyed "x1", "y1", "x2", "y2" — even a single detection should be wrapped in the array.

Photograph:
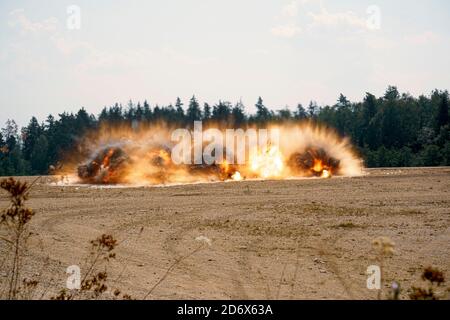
[{"x1": 1, "y1": 167, "x2": 449, "y2": 299}]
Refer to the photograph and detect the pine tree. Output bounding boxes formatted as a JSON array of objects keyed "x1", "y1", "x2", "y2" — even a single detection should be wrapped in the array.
[
  {"x1": 109, "y1": 103, "x2": 123, "y2": 123},
  {"x1": 135, "y1": 102, "x2": 144, "y2": 121},
  {"x1": 334, "y1": 94, "x2": 353, "y2": 135},
  {"x1": 143, "y1": 100, "x2": 152, "y2": 122},
  {"x1": 75, "y1": 108, "x2": 95, "y2": 132},
  {"x1": 99, "y1": 107, "x2": 109, "y2": 123},
  {"x1": 2, "y1": 119, "x2": 19, "y2": 153},
  {"x1": 277, "y1": 107, "x2": 292, "y2": 121},
  {"x1": 436, "y1": 91, "x2": 449, "y2": 130},
  {"x1": 44, "y1": 114, "x2": 58, "y2": 165},
  {"x1": 308, "y1": 101, "x2": 318, "y2": 118},
  {"x1": 0, "y1": 131, "x2": 5, "y2": 151},
  {"x1": 337, "y1": 94, "x2": 350, "y2": 108},
  {"x1": 30, "y1": 135, "x2": 49, "y2": 174},
  {"x1": 22, "y1": 116, "x2": 42, "y2": 161},
  {"x1": 202, "y1": 103, "x2": 211, "y2": 120},
  {"x1": 186, "y1": 95, "x2": 202, "y2": 123},
  {"x1": 255, "y1": 97, "x2": 271, "y2": 123},
  {"x1": 384, "y1": 85, "x2": 400, "y2": 101},
  {"x1": 295, "y1": 104, "x2": 307, "y2": 119},
  {"x1": 175, "y1": 97, "x2": 185, "y2": 123},
  {"x1": 363, "y1": 93, "x2": 377, "y2": 123},
  {"x1": 212, "y1": 101, "x2": 232, "y2": 123},
  {"x1": 125, "y1": 100, "x2": 136, "y2": 123},
  {"x1": 0, "y1": 131, "x2": 6, "y2": 176},
  {"x1": 231, "y1": 101, "x2": 246, "y2": 127}
]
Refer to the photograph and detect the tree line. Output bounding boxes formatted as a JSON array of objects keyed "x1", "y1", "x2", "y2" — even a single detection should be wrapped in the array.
[{"x1": 0, "y1": 85, "x2": 449, "y2": 176}]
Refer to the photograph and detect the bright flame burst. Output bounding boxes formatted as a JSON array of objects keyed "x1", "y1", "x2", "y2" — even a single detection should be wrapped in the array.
[
  {"x1": 231, "y1": 171, "x2": 242, "y2": 181},
  {"x1": 312, "y1": 159, "x2": 330, "y2": 178},
  {"x1": 249, "y1": 145, "x2": 284, "y2": 179},
  {"x1": 57, "y1": 122, "x2": 363, "y2": 185}
]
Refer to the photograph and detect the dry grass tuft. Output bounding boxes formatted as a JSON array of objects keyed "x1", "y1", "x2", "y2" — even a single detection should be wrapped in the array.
[
  {"x1": 0, "y1": 177, "x2": 36, "y2": 299},
  {"x1": 409, "y1": 267, "x2": 447, "y2": 300},
  {"x1": 0, "y1": 177, "x2": 134, "y2": 300},
  {"x1": 371, "y1": 236, "x2": 395, "y2": 300},
  {"x1": 52, "y1": 233, "x2": 133, "y2": 300}
]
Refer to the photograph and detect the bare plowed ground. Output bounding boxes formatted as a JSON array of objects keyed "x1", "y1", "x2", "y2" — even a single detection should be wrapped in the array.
[{"x1": 1, "y1": 167, "x2": 449, "y2": 299}]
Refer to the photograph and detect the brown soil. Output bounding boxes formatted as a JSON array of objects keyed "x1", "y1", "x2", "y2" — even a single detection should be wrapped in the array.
[{"x1": 1, "y1": 167, "x2": 449, "y2": 299}]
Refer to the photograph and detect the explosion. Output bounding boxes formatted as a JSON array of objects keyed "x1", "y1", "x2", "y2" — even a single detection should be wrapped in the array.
[
  {"x1": 248, "y1": 145, "x2": 285, "y2": 179},
  {"x1": 288, "y1": 148, "x2": 339, "y2": 178},
  {"x1": 58, "y1": 122, "x2": 363, "y2": 185}
]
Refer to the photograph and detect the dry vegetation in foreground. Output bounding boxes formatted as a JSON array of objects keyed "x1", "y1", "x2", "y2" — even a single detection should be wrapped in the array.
[{"x1": 0, "y1": 177, "x2": 448, "y2": 300}]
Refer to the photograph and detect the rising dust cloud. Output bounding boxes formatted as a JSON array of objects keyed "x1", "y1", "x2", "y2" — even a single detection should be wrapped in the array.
[{"x1": 57, "y1": 121, "x2": 364, "y2": 186}]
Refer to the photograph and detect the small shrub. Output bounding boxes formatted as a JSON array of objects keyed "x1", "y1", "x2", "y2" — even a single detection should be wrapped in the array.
[
  {"x1": 409, "y1": 267, "x2": 447, "y2": 300},
  {"x1": 0, "y1": 177, "x2": 36, "y2": 300}
]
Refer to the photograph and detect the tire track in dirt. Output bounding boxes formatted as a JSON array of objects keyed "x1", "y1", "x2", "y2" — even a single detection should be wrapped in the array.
[
  {"x1": 157, "y1": 207, "x2": 256, "y2": 299},
  {"x1": 146, "y1": 197, "x2": 284, "y2": 299},
  {"x1": 9, "y1": 168, "x2": 448, "y2": 299}
]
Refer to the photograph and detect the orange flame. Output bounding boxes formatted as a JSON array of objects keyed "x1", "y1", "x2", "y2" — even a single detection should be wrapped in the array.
[
  {"x1": 312, "y1": 159, "x2": 324, "y2": 173},
  {"x1": 57, "y1": 122, "x2": 363, "y2": 185}
]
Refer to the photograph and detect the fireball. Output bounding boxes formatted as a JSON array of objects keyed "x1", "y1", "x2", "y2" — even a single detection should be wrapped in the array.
[
  {"x1": 248, "y1": 145, "x2": 285, "y2": 179},
  {"x1": 65, "y1": 122, "x2": 362, "y2": 185},
  {"x1": 231, "y1": 171, "x2": 243, "y2": 181}
]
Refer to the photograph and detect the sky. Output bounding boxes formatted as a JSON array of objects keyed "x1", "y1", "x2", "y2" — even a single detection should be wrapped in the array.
[{"x1": 0, "y1": 0, "x2": 449, "y2": 127}]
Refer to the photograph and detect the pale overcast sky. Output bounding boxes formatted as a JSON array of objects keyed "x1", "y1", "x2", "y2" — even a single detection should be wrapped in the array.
[{"x1": 1, "y1": 0, "x2": 449, "y2": 126}]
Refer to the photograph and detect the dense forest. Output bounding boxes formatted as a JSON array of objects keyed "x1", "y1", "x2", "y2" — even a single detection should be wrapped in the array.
[{"x1": 0, "y1": 86, "x2": 449, "y2": 176}]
